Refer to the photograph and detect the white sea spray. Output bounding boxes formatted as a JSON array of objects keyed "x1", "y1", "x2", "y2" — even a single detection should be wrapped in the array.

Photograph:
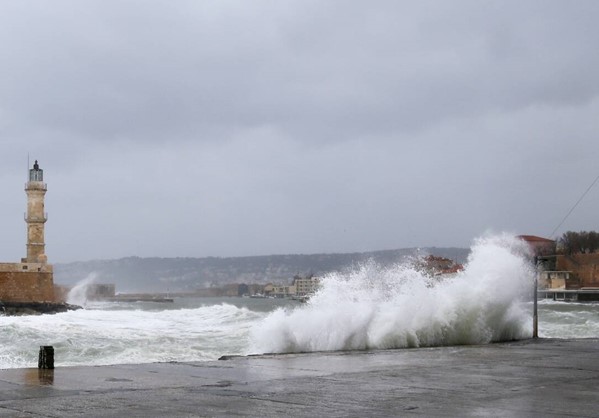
[
  {"x1": 66, "y1": 272, "x2": 99, "y2": 306},
  {"x1": 248, "y1": 234, "x2": 536, "y2": 354}
]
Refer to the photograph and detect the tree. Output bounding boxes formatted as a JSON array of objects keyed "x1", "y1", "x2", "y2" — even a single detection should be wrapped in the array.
[{"x1": 558, "y1": 231, "x2": 599, "y2": 255}]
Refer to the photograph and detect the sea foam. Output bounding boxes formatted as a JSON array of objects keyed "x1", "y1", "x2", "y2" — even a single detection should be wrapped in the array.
[
  {"x1": 0, "y1": 302, "x2": 262, "y2": 369},
  {"x1": 249, "y1": 234, "x2": 535, "y2": 354}
]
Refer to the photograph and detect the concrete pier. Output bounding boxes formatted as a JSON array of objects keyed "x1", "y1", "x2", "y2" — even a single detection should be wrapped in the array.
[
  {"x1": 1, "y1": 338, "x2": 598, "y2": 417},
  {"x1": 538, "y1": 288, "x2": 599, "y2": 301}
]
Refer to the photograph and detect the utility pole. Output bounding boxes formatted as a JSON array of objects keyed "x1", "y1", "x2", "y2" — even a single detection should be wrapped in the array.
[{"x1": 533, "y1": 256, "x2": 538, "y2": 339}]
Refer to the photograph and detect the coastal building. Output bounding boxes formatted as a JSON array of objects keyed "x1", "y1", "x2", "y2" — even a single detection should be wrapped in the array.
[
  {"x1": 538, "y1": 271, "x2": 571, "y2": 289},
  {"x1": 271, "y1": 283, "x2": 296, "y2": 298},
  {"x1": 293, "y1": 275, "x2": 320, "y2": 297},
  {"x1": 519, "y1": 234, "x2": 599, "y2": 301},
  {"x1": 418, "y1": 255, "x2": 464, "y2": 276},
  {"x1": 517, "y1": 235, "x2": 556, "y2": 258},
  {"x1": 0, "y1": 161, "x2": 55, "y2": 302},
  {"x1": 556, "y1": 253, "x2": 599, "y2": 289}
]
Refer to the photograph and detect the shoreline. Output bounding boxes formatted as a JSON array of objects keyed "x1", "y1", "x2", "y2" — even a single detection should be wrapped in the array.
[
  {"x1": 1, "y1": 338, "x2": 598, "y2": 416},
  {"x1": 0, "y1": 301, "x2": 81, "y2": 316},
  {"x1": 0, "y1": 337, "x2": 548, "y2": 371},
  {"x1": 1, "y1": 336, "x2": 595, "y2": 370}
]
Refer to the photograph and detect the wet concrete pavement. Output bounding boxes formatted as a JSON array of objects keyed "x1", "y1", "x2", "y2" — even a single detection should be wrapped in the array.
[{"x1": 1, "y1": 338, "x2": 598, "y2": 417}]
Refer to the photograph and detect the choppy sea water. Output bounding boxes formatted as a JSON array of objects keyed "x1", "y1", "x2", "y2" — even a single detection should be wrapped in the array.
[{"x1": 2, "y1": 234, "x2": 598, "y2": 369}]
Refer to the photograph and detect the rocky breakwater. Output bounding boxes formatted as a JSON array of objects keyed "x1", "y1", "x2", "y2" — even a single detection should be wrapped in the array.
[{"x1": 0, "y1": 301, "x2": 82, "y2": 316}]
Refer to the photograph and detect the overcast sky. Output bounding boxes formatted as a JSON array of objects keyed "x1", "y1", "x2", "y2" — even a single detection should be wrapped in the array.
[{"x1": 1, "y1": 1, "x2": 598, "y2": 263}]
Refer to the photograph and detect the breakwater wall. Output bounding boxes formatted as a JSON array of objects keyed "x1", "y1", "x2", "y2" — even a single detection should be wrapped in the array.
[{"x1": 0, "y1": 263, "x2": 54, "y2": 302}]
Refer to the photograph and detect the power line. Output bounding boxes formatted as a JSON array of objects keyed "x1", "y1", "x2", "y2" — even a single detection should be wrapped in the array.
[{"x1": 549, "y1": 172, "x2": 599, "y2": 239}]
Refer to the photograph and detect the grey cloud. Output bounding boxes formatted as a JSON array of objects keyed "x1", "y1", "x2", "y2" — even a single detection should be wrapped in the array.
[
  {"x1": 1, "y1": 1, "x2": 598, "y2": 262},
  {"x1": 4, "y1": 1, "x2": 599, "y2": 144}
]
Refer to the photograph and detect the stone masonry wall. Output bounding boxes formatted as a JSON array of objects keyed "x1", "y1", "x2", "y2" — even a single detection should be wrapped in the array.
[
  {"x1": 556, "y1": 254, "x2": 599, "y2": 288},
  {"x1": 0, "y1": 263, "x2": 55, "y2": 302}
]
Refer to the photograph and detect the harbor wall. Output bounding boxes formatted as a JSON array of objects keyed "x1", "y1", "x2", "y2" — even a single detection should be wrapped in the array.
[{"x1": 0, "y1": 263, "x2": 55, "y2": 302}]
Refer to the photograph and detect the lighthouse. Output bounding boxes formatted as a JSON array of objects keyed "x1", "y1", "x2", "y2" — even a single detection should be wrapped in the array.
[
  {"x1": 0, "y1": 159, "x2": 55, "y2": 304},
  {"x1": 25, "y1": 160, "x2": 48, "y2": 264}
]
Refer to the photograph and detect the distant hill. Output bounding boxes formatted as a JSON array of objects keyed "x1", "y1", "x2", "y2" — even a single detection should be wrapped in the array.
[{"x1": 54, "y1": 247, "x2": 470, "y2": 293}]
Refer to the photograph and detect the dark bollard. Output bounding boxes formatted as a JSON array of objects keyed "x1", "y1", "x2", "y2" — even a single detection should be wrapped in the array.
[{"x1": 38, "y1": 346, "x2": 54, "y2": 369}]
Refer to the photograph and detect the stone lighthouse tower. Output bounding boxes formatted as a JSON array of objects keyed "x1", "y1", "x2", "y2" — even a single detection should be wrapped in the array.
[
  {"x1": 0, "y1": 159, "x2": 54, "y2": 304},
  {"x1": 25, "y1": 160, "x2": 48, "y2": 264}
]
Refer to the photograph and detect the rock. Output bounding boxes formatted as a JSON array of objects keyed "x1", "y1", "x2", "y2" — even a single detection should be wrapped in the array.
[{"x1": 0, "y1": 301, "x2": 82, "y2": 316}]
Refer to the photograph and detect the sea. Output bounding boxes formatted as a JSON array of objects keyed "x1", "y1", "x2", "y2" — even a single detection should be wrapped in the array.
[{"x1": 2, "y1": 234, "x2": 598, "y2": 370}]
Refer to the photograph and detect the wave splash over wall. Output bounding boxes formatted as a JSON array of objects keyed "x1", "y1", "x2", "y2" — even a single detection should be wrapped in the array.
[
  {"x1": 66, "y1": 272, "x2": 98, "y2": 306},
  {"x1": 249, "y1": 234, "x2": 535, "y2": 354}
]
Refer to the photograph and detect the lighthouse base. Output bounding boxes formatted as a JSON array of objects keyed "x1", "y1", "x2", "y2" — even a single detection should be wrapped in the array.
[{"x1": 0, "y1": 263, "x2": 55, "y2": 303}]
